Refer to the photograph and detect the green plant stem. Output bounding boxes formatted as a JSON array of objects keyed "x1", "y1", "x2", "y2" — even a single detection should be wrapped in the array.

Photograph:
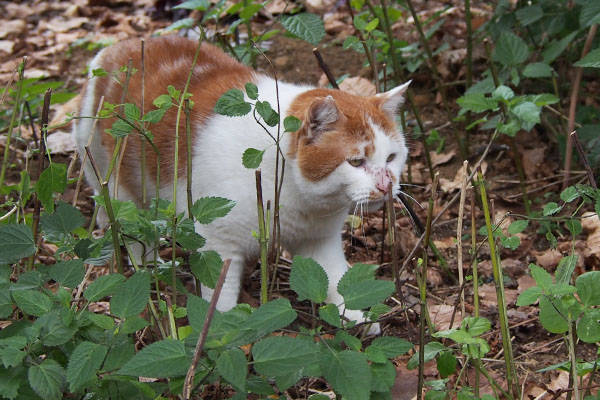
[
  {"x1": 255, "y1": 170, "x2": 268, "y2": 305},
  {"x1": 404, "y1": 0, "x2": 468, "y2": 159},
  {"x1": 471, "y1": 190, "x2": 480, "y2": 396},
  {"x1": 568, "y1": 316, "x2": 580, "y2": 400},
  {"x1": 0, "y1": 57, "x2": 26, "y2": 188},
  {"x1": 140, "y1": 39, "x2": 147, "y2": 209},
  {"x1": 345, "y1": 0, "x2": 380, "y2": 89},
  {"x1": 387, "y1": 185, "x2": 401, "y2": 297},
  {"x1": 184, "y1": 99, "x2": 193, "y2": 218},
  {"x1": 478, "y1": 168, "x2": 518, "y2": 399}
]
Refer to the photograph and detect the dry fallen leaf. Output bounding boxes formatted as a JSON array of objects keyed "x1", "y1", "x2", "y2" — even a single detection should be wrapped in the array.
[
  {"x1": 429, "y1": 149, "x2": 455, "y2": 167},
  {"x1": 428, "y1": 304, "x2": 462, "y2": 331},
  {"x1": 521, "y1": 146, "x2": 546, "y2": 180},
  {"x1": 439, "y1": 161, "x2": 487, "y2": 192}
]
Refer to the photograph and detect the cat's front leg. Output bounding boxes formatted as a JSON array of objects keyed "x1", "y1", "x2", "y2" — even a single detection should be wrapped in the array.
[
  {"x1": 200, "y1": 254, "x2": 244, "y2": 312},
  {"x1": 294, "y1": 238, "x2": 380, "y2": 334}
]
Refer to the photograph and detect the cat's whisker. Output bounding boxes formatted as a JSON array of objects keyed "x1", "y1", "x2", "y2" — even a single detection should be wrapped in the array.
[
  {"x1": 397, "y1": 190, "x2": 424, "y2": 210},
  {"x1": 399, "y1": 183, "x2": 425, "y2": 189}
]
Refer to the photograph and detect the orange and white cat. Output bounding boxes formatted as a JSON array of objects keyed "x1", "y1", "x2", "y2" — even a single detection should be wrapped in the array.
[{"x1": 73, "y1": 35, "x2": 409, "y2": 330}]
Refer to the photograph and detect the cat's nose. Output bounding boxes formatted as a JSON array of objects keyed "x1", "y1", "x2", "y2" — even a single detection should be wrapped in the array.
[{"x1": 375, "y1": 170, "x2": 391, "y2": 194}]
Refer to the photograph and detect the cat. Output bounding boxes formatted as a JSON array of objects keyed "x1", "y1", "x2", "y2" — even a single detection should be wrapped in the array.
[{"x1": 73, "y1": 35, "x2": 410, "y2": 331}]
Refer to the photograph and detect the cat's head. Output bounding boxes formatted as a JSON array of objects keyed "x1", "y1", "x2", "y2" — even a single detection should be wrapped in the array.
[{"x1": 288, "y1": 82, "x2": 410, "y2": 212}]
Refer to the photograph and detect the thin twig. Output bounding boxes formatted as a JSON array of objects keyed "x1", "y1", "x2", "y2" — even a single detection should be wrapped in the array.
[
  {"x1": 570, "y1": 131, "x2": 597, "y2": 189},
  {"x1": 312, "y1": 48, "x2": 339, "y2": 89},
  {"x1": 457, "y1": 161, "x2": 468, "y2": 319}
]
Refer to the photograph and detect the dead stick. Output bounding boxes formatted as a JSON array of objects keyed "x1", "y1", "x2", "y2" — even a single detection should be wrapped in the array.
[
  {"x1": 312, "y1": 48, "x2": 339, "y2": 89},
  {"x1": 570, "y1": 131, "x2": 597, "y2": 189},
  {"x1": 182, "y1": 258, "x2": 231, "y2": 400}
]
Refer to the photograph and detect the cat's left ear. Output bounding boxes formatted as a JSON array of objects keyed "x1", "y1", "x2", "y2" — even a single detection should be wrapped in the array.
[{"x1": 375, "y1": 80, "x2": 411, "y2": 117}]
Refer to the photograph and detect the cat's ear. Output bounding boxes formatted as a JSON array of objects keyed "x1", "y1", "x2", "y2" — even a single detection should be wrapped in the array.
[
  {"x1": 376, "y1": 80, "x2": 411, "y2": 116},
  {"x1": 307, "y1": 95, "x2": 339, "y2": 138}
]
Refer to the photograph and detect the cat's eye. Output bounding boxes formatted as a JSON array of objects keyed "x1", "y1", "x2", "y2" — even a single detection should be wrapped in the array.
[
  {"x1": 386, "y1": 153, "x2": 396, "y2": 163},
  {"x1": 348, "y1": 158, "x2": 365, "y2": 167}
]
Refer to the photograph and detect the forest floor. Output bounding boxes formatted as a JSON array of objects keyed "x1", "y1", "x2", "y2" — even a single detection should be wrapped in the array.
[{"x1": 1, "y1": 0, "x2": 599, "y2": 398}]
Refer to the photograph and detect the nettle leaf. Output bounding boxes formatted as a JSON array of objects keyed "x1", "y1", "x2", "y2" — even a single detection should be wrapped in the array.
[
  {"x1": 462, "y1": 317, "x2": 492, "y2": 336},
  {"x1": 216, "y1": 348, "x2": 247, "y2": 391},
  {"x1": 407, "y1": 342, "x2": 445, "y2": 369},
  {"x1": 577, "y1": 309, "x2": 600, "y2": 343},
  {"x1": 565, "y1": 219, "x2": 582, "y2": 236},
  {"x1": 575, "y1": 48, "x2": 600, "y2": 69},
  {"x1": 284, "y1": 115, "x2": 302, "y2": 132},
  {"x1": 523, "y1": 62, "x2": 553, "y2": 78},
  {"x1": 256, "y1": 100, "x2": 280, "y2": 127},
  {"x1": 515, "y1": 4, "x2": 543, "y2": 26},
  {"x1": 368, "y1": 337, "x2": 413, "y2": 359},
  {"x1": 556, "y1": 255, "x2": 578, "y2": 285},
  {"x1": 507, "y1": 219, "x2": 528, "y2": 234},
  {"x1": 542, "y1": 31, "x2": 578, "y2": 64},
  {"x1": 580, "y1": 1, "x2": 600, "y2": 28},
  {"x1": 119, "y1": 339, "x2": 190, "y2": 377},
  {"x1": 456, "y1": 93, "x2": 498, "y2": 113},
  {"x1": 321, "y1": 350, "x2": 371, "y2": 400},
  {"x1": 28, "y1": 359, "x2": 65, "y2": 400},
  {"x1": 343, "y1": 280, "x2": 395, "y2": 310},
  {"x1": 67, "y1": 341, "x2": 109, "y2": 392},
  {"x1": 437, "y1": 351, "x2": 457, "y2": 379},
  {"x1": 2, "y1": 347, "x2": 26, "y2": 368},
  {"x1": 529, "y1": 263, "x2": 553, "y2": 290},
  {"x1": 576, "y1": 271, "x2": 600, "y2": 307},
  {"x1": 543, "y1": 202, "x2": 561, "y2": 216},
  {"x1": 242, "y1": 148, "x2": 265, "y2": 169},
  {"x1": 141, "y1": 108, "x2": 168, "y2": 124},
  {"x1": 0, "y1": 224, "x2": 36, "y2": 261},
  {"x1": 319, "y1": 303, "x2": 342, "y2": 327},
  {"x1": 512, "y1": 101, "x2": 540, "y2": 125},
  {"x1": 560, "y1": 186, "x2": 580, "y2": 203},
  {"x1": 370, "y1": 360, "x2": 395, "y2": 392},
  {"x1": 516, "y1": 286, "x2": 542, "y2": 306},
  {"x1": 0, "y1": 288, "x2": 13, "y2": 318},
  {"x1": 245, "y1": 82, "x2": 258, "y2": 100},
  {"x1": 539, "y1": 297, "x2": 568, "y2": 334},
  {"x1": 12, "y1": 290, "x2": 53, "y2": 317},
  {"x1": 49, "y1": 259, "x2": 85, "y2": 288},
  {"x1": 192, "y1": 196, "x2": 236, "y2": 224},
  {"x1": 174, "y1": 0, "x2": 209, "y2": 10},
  {"x1": 124, "y1": 103, "x2": 141, "y2": 121},
  {"x1": 153, "y1": 94, "x2": 173, "y2": 109},
  {"x1": 214, "y1": 88, "x2": 251, "y2": 117},
  {"x1": 252, "y1": 335, "x2": 319, "y2": 376},
  {"x1": 35, "y1": 162, "x2": 67, "y2": 213},
  {"x1": 337, "y1": 263, "x2": 378, "y2": 296},
  {"x1": 493, "y1": 31, "x2": 529, "y2": 67},
  {"x1": 290, "y1": 256, "x2": 328, "y2": 303},
  {"x1": 500, "y1": 235, "x2": 520, "y2": 250},
  {"x1": 84, "y1": 274, "x2": 125, "y2": 302},
  {"x1": 106, "y1": 118, "x2": 133, "y2": 138},
  {"x1": 190, "y1": 250, "x2": 222, "y2": 289},
  {"x1": 280, "y1": 13, "x2": 325, "y2": 46},
  {"x1": 245, "y1": 298, "x2": 297, "y2": 334},
  {"x1": 92, "y1": 197, "x2": 139, "y2": 222},
  {"x1": 110, "y1": 271, "x2": 150, "y2": 319},
  {"x1": 40, "y1": 201, "x2": 85, "y2": 242},
  {"x1": 491, "y1": 85, "x2": 514, "y2": 101}
]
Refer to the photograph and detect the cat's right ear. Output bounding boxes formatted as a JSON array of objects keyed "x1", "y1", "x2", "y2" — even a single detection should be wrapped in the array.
[{"x1": 306, "y1": 95, "x2": 339, "y2": 139}]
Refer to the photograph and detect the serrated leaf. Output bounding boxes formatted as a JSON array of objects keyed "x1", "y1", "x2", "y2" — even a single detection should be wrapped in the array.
[
  {"x1": 190, "y1": 250, "x2": 222, "y2": 289},
  {"x1": 37, "y1": 310, "x2": 77, "y2": 346},
  {"x1": 119, "y1": 339, "x2": 190, "y2": 377},
  {"x1": 0, "y1": 289, "x2": 10, "y2": 319},
  {"x1": 500, "y1": 235, "x2": 520, "y2": 250},
  {"x1": 280, "y1": 13, "x2": 325, "y2": 46},
  {"x1": 173, "y1": 0, "x2": 209, "y2": 10},
  {"x1": 462, "y1": 317, "x2": 492, "y2": 336},
  {"x1": 153, "y1": 94, "x2": 173, "y2": 109},
  {"x1": 370, "y1": 360, "x2": 395, "y2": 392},
  {"x1": 456, "y1": 93, "x2": 498, "y2": 113},
  {"x1": 214, "y1": 88, "x2": 251, "y2": 116},
  {"x1": 512, "y1": 101, "x2": 540, "y2": 124},
  {"x1": 576, "y1": 271, "x2": 600, "y2": 307},
  {"x1": 110, "y1": 271, "x2": 150, "y2": 319},
  {"x1": 561, "y1": 186, "x2": 580, "y2": 203},
  {"x1": 121, "y1": 316, "x2": 150, "y2": 334},
  {"x1": 1, "y1": 347, "x2": 25, "y2": 368},
  {"x1": 252, "y1": 336, "x2": 319, "y2": 376},
  {"x1": 191, "y1": 196, "x2": 236, "y2": 224},
  {"x1": 577, "y1": 309, "x2": 600, "y2": 343},
  {"x1": 318, "y1": 303, "x2": 342, "y2": 328},
  {"x1": 523, "y1": 62, "x2": 553, "y2": 78},
  {"x1": 103, "y1": 343, "x2": 135, "y2": 371},
  {"x1": 12, "y1": 290, "x2": 52, "y2": 317},
  {"x1": 492, "y1": 85, "x2": 514, "y2": 101},
  {"x1": 516, "y1": 286, "x2": 542, "y2": 306},
  {"x1": 543, "y1": 31, "x2": 578, "y2": 64},
  {"x1": 343, "y1": 280, "x2": 395, "y2": 310},
  {"x1": 245, "y1": 82, "x2": 258, "y2": 100},
  {"x1": 284, "y1": 115, "x2": 301, "y2": 132},
  {"x1": 565, "y1": 219, "x2": 582, "y2": 236},
  {"x1": 35, "y1": 163, "x2": 67, "y2": 213},
  {"x1": 321, "y1": 350, "x2": 371, "y2": 400},
  {"x1": 543, "y1": 202, "x2": 561, "y2": 216},
  {"x1": 365, "y1": 346, "x2": 387, "y2": 363},
  {"x1": 580, "y1": 1, "x2": 600, "y2": 27},
  {"x1": 407, "y1": 342, "x2": 445, "y2": 369},
  {"x1": 436, "y1": 351, "x2": 457, "y2": 379},
  {"x1": 516, "y1": 4, "x2": 543, "y2": 26},
  {"x1": 337, "y1": 263, "x2": 378, "y2": 296},
  {"x1": 124, "y1": 103, "x2": 140, "y2": 121},
  {"x1": 216, "y1": 348, "x2": 247, "y2": 391},
  {"x1": 256, "y1": 100, "x2": 279, "y2": 126},
  {"x1": 368, "y1": 337, "x2": 413, "y2": 359},
  {"x1": 530, "y1": 263, "x2": 553, "y2": 290},
  {"x1": 106, "y1": 118, "x2": 133, "y2": 138},
  {"x1": 84, "y1": 274, "x2": 125, "y2": 301},
  {"x1": 141, "y1": 108, "x2": 167, "y2": 123},
  {"x1": 0, "y1": 224, "x2": 36, "y2": 261},
  {"x1": 556, "y1": 255, "x2": 578, "y2": 284},
  {"x1": 539, "y1": 297, "x2": 568, "y2": 334},
  {"x1": 28, "y1": 359, "x2": 65, "y2": 400},
  {"x1": 40, "y1": 201, "x2": 85, "y2": 242},
  {"x1": 290, "y1": 256, "x2": 328, "y2": 303},
  {"x1": 242, "y1": 148, "x2": 265, "y2": 169},
  {"x1": 49, "y1": 259, "x2": 85, "y2": 288},
  {"x1": 493, "y1": 32, "x2": 529, "y2": 67},
  {"x1": 245, "y1": 298, "x2": 297, "y2": 334},
  {"x1": 67, "y1": 341, "x2": 108, "y2": 392},
  {"x1": 508, "y1": 219, "x2": 528, "y2": 234}
]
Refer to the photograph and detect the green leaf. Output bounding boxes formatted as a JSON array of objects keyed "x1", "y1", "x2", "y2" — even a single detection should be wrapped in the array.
[
  {"x1": 556, "y1": 255, "x2": 578, "y2": 284},
  {"x1": 191, "y1": 196, "x2": 236, "y2": 224},
  {"x1": 365, "y1": 346, "x2": 387, "y2": 364},
  {"x1": 84, "y1": 274, "x2": 125, "y2": 302},
  {"x1": 0, "y1": 224, "x2": 36, "y2": 261},
  {"x1": 530, "y1": 263, "x2": 553, "y2": 290},
  {"x1": 337, "y1": 263, "x2": 378, "y2": 296},
  {"x1": 407, "y1": 342, "x2": 445, "y2": 369},
  {"x1": 580, "y1": 1, "x2": 600, "y2": 27},
  {"x1": 290, "y1": 256, "x2": 328, "y2": 303},
  {"x1": 252, "y1": 336, "x2": 319, "y2": 376},
  {"x1": 576, "y1": 271, "x2": 600, "y2": 307},
  {"x1": 0, "y1": 365, "x2": 23, "y2": 399},
  {"x1": 462, "y1": 317, "x2": 491, "y2": 336},
  {"x1": 120, "y1": 339, "x2": 190, "y2": 377},
  {"x1": 245, "y1": 82, "x2": 258, "y2": 100},
  {"x1": 318, "y1": 303, "x2": 342, "y2": 328},
  {"x1": 500, "y1": 235, "x2": 520, "y2": 250},
  {"x1": 284, "y1": 115, "x2": 302, "y2": 132},
  {"x1": 216, "y1": 348, "x2": 247, "y2": 391},
  {"x1": 365, "y1": 18, "x2": 379, "y2": 32},
  {"x1": 321, "y1": 350, "x2": 371, "y2": 400},
  {"x1": 37, "y1": 310, "x2": 77, "y2": 346},
  {"x1": 280, "y1": 13, "x2": 325, "y2": 46},
  {"x1": 12, "y1": 290, "x2": 52, "y2": 317},
  {"x1": 214, "y1": 88, "x2": 251, "y2": 116},
  {"x1": 190, "y1": 250, "x2": 222, "y2": 289},
  {"x1": 152, "y1": 94, "x2": 173, "y2": 109},
  {"x1": 256, "y1": 100, "x2": 279, "y2": 127},
  {"x1": 1, "y1": 347, "x2": 26, "y2": 368},
  {"x1": 242, "y1": 148, "x2": 265, "y2": 169},
  {"x1": 577, "y1": 309, "x2": 600, "y2": 343},
  {"x1": 28, "y1": 359, "x2": 65, "y2": 400},
  {"x1": 512, "y1": 101, "x2": 540, "y2": 124},
  {"x1": 35, "y1": 163, "x2": 67, "y2": 213},
  {"x1": 124, "y1": 103, "x2": 140, "y2": 121},
  {"x1": 575, "y1": 48, "x2": 600, "y2": 68},
  {"x1": 103, "y1": 343, "x2": 135, "y2": 371},
  {"x1": 173, "y1": 0, "x2": 209, "y2": 10},
  {"x1": 508, "y1": 219, "x2": 528, "y2": 234},
  {"x1": 539, "y1": 297, "x2": 568, "y2": 334},
  {"x1": 370, "y1": 361, "x2": 395, "y2": 392},
  {"x1": 368, "y1": 337, "x2": 413, "y2": 359},
  {"x1": 560, "y1": 186, "x2": 580, "y2": 203},
  {"x1": 491, "y1": 85, "x2": 514, "y2": 101},
  {"x1": 493, "y1": 32, "x2": 529, "y2": 67},
  {"x1": 456, "y1": 93, "x2": 498, "y2": 113},
  {"x1": 141, "y1": 108, "x2": 167, "y2": 123},
  {"x1": 543, "y1": 202, "x2": 561, "y2": 216},
  {"x1": 67, "y1": 341, "x2": 109, "y2": 392},
  {"x1": 543, "y1": 32, "x2": 578, "y2": 64},
  {"x1": 92, "y1": 197, "x2": 139, "y2": 222},
  {"x1": 110, "y1": 271, "x2": 150, "y2": 319},
  {"x1": 40, "y1": 201, "x2": 85, "y2": 242},
  {"x1": 343, "y1": 35, "x2": 360, "y2": 50},
  {"x1": 245, "y1": 298, "x2": 297, "y2": 334},
  {"x1": 49, "y1": 259, "x2": 85, "y2": 288},
  {"x1": 121, "y1": 316, "x2": 150, "y2": 334},
  {"x1": 515, "y1": 4, "x2": 542, "y2": 26},
  {"x1": 523, "y1": 62, "x2": 553, "y2": 78},
  {"x1": 436, "y1": 351, "x2": 457, "y2": 379},
  {"x1": 516, "y1": 286, "x2": 542, "y2": 306},
  {"x1": 106, "y1": 118, "x2": 133, "y2": 138},
  {"x1": 343, "y1": 280, "x2": 395, "y2": 310},
  {"x1": 335, "y1": 330, "x2": 361, "y2": 351},
  {"x1": 565, "y1": 219, "x2": 582, "y2": 236}
]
